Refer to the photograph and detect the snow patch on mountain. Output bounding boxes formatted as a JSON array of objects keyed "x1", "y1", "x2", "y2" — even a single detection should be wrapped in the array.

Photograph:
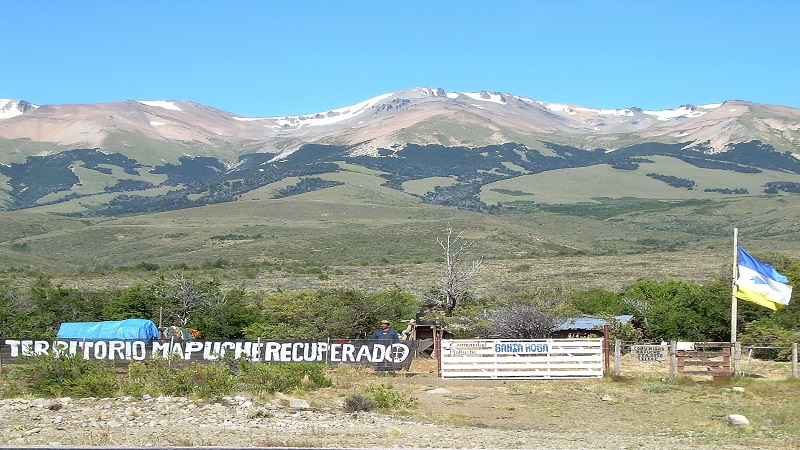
[
  {"x1": 0, "y1": 99, "x2": 39, "y2": 119},
  {"x1": 234, "y1": 92, "x2": 394, "y2": 128},
  {"x1": 137, "y1": 100, "x2": 183, "y2": 111},
  {"x1": 538, "y1": 102, "x2": 720, "y2": 121},
  {"x1": 541, "y1": 103, "x2": 577, "y2": 115},
  {"x1": 577, "y1": 107, "x2": 637, "y2": 117},
  {"x1": 461, "y1": 92, "x2": 506, "y2": 104},
  {"x1": 643, "y1": 104, "x2": 720, "y2": 121},
  {"x1": 534, "y1": 101, "x2": 640, "y2": 117},
  {"x1": 411, "y1": 87, "x2": 446, "y2": 97}
]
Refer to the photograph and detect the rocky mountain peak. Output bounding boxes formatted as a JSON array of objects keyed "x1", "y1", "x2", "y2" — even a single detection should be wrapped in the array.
[{"x1": 0, "y1": 99, "x2": 38, "y2": 119}]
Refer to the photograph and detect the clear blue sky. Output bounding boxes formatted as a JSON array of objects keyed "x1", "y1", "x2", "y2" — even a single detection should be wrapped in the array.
[{"x1": 4, "y1": 1, "x2": 799, "y2": 117}]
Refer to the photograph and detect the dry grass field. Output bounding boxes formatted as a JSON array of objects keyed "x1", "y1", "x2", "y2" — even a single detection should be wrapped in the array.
[{"x1": 22, "y1": 249, "x2": 728, "y2": 299}]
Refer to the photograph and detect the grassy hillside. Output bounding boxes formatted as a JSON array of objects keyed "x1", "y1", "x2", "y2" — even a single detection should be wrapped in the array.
[
  {"x1": 0, "y1": 181, "x2": 795, "y2": 298},
  {"x1": 482, "y1": 155, "x2": 800, "y2": 204},
  {"x1": 0, "y1": 144, "x2": 796, "y2": 296}
]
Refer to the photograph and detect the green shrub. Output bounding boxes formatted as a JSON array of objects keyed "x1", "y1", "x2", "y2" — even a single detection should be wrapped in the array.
[
  {"x1": 344, "y1": 393, "x2": 375, "y2": 412},
  {"x1": 364, "y1": 383, "x2": 418, "y2": 409},
  {"x1": 143, "y1": 357, "x2": 195, "y2": 396},
  {"x1": 8, "y1": 355, "x2": 333, "y2": 399},
  {"x1": 0, "y1": 372, "x2": 24, "y2": 398},
  {"x1": 510, "y1": 264, "x2": 531, "y2": 272},
  {"x1": 120, "y1": 359, "x2": 327, "y2": 398},
  {"x1": 191, "y1": 363, "x2": 236, "y2": 398},
  {"x1": 740, "y1": 319, "x2": 798, "y2": 361},
  {"x1": 123, "y1": 358, "x2": 237, "y2": 398},
  {"x1": 120, "y1": 361, "x2": 148, "y2": 397},
  {"x1": 237, "y1": 362, "x2": 331, "y2": 395},
  {"x1": 12, "y1": 353, "x2": 119, "y2": 398}
]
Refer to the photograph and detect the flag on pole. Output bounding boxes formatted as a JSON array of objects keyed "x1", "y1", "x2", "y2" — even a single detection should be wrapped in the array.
[{"x1": 735, "y1": 246, "x2": 793, "y2": 310}]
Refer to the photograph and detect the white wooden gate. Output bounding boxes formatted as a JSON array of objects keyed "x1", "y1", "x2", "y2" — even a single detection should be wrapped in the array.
[{"x1": 439, "y1": 338, "x2": 604, "y2": 379}]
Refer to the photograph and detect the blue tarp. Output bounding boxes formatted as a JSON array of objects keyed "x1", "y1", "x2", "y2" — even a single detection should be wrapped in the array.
[{"x1": 56, "y1": 319, "x2": 160, "y2": 340}]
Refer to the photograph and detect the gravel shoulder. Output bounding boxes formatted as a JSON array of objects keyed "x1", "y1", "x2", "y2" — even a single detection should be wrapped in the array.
[{"x1": 1, "y1": 358, "x2": 798, "y2": 449}]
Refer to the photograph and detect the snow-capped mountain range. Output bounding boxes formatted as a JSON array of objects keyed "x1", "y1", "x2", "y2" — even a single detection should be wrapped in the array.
[
  {"x1": 1, "y1": 87, "x2": 800, "y2": 217},
  {"x1": 1, "y1": 87, "x2": 799, "y2": 161}
]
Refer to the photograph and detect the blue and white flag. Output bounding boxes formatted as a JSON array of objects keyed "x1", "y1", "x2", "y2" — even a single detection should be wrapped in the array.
[{"x1": 735, "y1": 246, "x2": 793, "y2": 310}]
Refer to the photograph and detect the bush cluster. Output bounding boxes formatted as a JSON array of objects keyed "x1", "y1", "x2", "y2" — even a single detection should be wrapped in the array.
[
  {"x1": 343, "y1": 383, "x2": 417, "y2": 412},
  {"x1": 0, "y1": 279, "x2": 416, "y2": 341},
  {"x1": 5, "y1": 354, "x2": 331, "y2": 399}
]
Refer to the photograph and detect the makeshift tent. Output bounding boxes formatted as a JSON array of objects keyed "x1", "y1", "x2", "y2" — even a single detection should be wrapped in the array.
[
  {"x1": 161, "y1": 325, "x2": 198, "y2": 340},
  {"x1": 57, "y1": 319, "x2": 160, "y2": 340}
]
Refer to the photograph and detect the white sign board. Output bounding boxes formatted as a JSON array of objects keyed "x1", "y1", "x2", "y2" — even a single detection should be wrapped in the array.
[{"x1": 440, "y1": 338, "x2": 604, "y2": 379}]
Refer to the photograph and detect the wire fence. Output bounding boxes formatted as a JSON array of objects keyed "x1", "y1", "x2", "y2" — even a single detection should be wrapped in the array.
[{"x1": 611, "y1": 340, "x2": 799, "y2": 380}]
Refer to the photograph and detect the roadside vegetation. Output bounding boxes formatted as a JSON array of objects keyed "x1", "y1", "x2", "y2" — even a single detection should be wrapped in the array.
[
  {"x1": 2, "y1": 354, "x2": 331, "y2": 399},
  {"x1": 0, "y1": 249, "x2": 797, "y2": 351},
  {"x1": 0, "y1": 241, "x2": 798, "y2": 440},
  {"x1": 0, "y1": 352, "x2": 416, "y2": 414}
]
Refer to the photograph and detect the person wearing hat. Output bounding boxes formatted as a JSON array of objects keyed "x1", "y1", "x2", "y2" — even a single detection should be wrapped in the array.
[
  {"x1": 372, "y1": 319, "x2": 400, "y2": 340},
  {"x1": 372, "y1": 319, "x2": 400, "y2": 374}
]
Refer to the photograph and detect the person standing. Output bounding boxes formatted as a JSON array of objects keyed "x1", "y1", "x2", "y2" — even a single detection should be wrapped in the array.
[
  {"x1": 372, "y1": 319, "x2": 399, "y2": 373},
  {"x1": 372, "y1": 319, "x2": 400, "y2": 340}
]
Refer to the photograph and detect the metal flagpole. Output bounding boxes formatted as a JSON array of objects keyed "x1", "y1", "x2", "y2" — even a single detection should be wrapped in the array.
[{"x1": 731, "y1": 227, "x2": 739, "y2": 344}]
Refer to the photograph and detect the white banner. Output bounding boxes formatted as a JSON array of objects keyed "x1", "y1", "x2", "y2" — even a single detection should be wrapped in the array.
[{"x1": 1, "y1": 338, "x2": 415, "y2": 369}]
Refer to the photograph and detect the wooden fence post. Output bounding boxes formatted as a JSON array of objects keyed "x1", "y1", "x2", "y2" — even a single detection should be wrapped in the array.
[
  {"x1": 733, "y1": 341, "x2": 742, "y2": 376},
  {"x1": 435, "y1": 330, "x2": 442, "y2": 379},
  {"x1": 793, "y1": 343, "x2": 798, "y2": 380},
  {"x1": 603, "y1": 325, "x2": 610, "y2": 375},
  {"x1": 614, "y1": 339, "x2": 621, "y2": 377},
  {"x1": 669, "y1": 341, "x2": 677, "y2": 379}
]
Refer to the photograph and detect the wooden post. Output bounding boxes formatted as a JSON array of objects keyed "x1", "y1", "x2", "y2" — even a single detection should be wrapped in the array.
[
  {"x1": 432, "y1": 326, "x2": 437, "y2": 359},
  {"x1": 733, "y1": 341, "x2": 742, "y2": 376},
  {"x1": 603, "y1": 325, "x2": 610, "y2": 375},
  {"x1": 793, "y1": 343, "x2": 798, "y2": 379},
  {"x1": 669, "y1": 341, "x2": 677, "y2": 379},
  {"x1": 435, "y1": 329, "x2": 443, "y2": 378},
  {"x1": 169, "y1": 336, "x2": 174, "y2": 367},
  {"x1": 614, "y1": 339, "x2": 621, "y2": 377},
  {"x1": 731, "y1": 228, "x2": 739, "y2": 344}
]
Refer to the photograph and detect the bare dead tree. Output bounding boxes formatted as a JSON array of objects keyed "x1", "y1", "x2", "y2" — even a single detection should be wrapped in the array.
[
  {"x1": 490, "y1": 302, "x2": 564, "y2": 338},
  {"x1": 622, "y1": 296, "x2": 650, "y2": 329},
  {"x1": 426, "y1": 225, "x2": 485, "y2": 315},
  {"x1": 489, "y1": 288, "x2": 574, "y2": 338},
  {"x1": 156, "y1": 273, "x2": 225, "y2": 326}
]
